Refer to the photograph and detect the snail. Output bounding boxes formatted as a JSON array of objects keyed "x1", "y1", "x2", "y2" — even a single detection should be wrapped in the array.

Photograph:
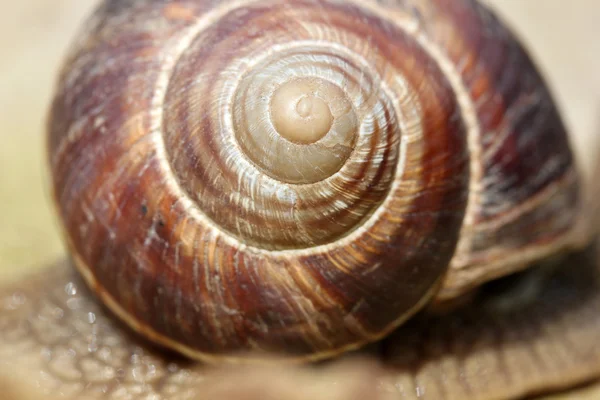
[
  {"x1": 46, "y1": 0, "x2": 592, "y2": 363},
  {"x1": 2, "y1": 0, "x2": 600, "y2": 399}
]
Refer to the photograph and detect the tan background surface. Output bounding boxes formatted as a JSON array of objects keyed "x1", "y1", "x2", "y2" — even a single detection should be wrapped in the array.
[{"x1": 0, "y1": 1, "x2": 599, "y2": 398}]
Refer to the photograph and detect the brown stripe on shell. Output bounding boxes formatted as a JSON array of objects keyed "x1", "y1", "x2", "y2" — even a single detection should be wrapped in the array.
[
  {"x1": 48, "y1": 0, "x2": 471, "y2": 361},
  {"x1": 428, "y1": 0, "x2": 578, "y2": 219},
  {"x1": 382, "y1": 0, "x2": 584, "y2": 297},
  {"x1": 440, "y1": 169, "x2": 581, "y2": 298}
]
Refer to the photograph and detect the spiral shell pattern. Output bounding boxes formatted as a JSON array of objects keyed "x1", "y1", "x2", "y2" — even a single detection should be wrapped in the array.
[
  {"x1": 161, "y1": 6, "x2": 408, "y2": 249},
  {"x1": 48, "y1": 0, "x2": 480, "y2": 362}
]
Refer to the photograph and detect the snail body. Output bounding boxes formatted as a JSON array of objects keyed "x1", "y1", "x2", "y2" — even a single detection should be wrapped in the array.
[{"x1": 48, "y1": 0, "x2": 587, "y2": 363}]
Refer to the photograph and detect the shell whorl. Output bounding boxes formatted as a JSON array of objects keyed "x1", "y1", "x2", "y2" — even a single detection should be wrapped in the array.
[
  {"x1": 157, "y1": 2, "x2": 422, "y2": 251},
  {"x1": 48, "y1": 0, "x2": 473, "y2": 362}
]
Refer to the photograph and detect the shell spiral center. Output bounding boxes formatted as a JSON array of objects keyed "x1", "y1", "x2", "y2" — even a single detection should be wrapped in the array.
[
  {"x1": 271, "y1": 79, "x2": 334, "y2": 144},
  {"x1": 160, "y1": 5, "x2": 409, "y2": 250}
]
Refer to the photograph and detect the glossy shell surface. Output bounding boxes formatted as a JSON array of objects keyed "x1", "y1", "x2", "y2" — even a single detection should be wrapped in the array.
[{"x1": 48, "y1": 0, "x2": 581, "y2": 362}]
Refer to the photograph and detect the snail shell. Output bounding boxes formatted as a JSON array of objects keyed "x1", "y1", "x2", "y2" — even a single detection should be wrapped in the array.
[{"x1": 47, "y1": 0, "x2": 586, "y2": 363}]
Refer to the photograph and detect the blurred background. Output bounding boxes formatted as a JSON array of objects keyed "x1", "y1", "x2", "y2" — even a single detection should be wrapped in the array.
[
  {"x1": 0, "y1": 1, "x2": 97, "y2": 280},
  {"x1": 0, "y1": 1, "x2": 599, "y2": 398}
]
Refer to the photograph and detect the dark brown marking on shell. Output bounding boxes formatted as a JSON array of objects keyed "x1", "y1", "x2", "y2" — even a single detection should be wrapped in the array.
[
  {"x1": 447, "y1": 0, "x2": 576, "y2": 214},
  {"x1": 383, "y1": 0, "x2": 582, "y2": 295},
  {"x1": 416, "y1": 0, "x2": 579, "y2": 224}
]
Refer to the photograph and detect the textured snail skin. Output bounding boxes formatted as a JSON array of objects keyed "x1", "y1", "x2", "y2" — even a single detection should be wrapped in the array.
[
  {"x1": 3, "y1": 246, "x2": 600, "y2": 400},
  {"x1": 47, "y1": 0, "x2": 583, "y2": 362}
]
